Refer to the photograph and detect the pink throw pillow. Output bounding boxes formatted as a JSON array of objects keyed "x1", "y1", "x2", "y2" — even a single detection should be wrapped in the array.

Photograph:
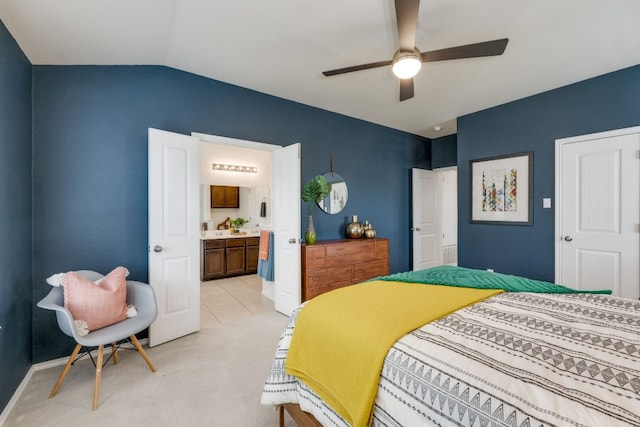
[{"x1": 63, "y1": 266, "x2": 131, "y2": 334}]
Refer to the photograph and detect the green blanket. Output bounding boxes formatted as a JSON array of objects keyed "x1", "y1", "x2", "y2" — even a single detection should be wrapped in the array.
[{"x1": 378, "y1": 265, "x2": 612, "y2": 294}]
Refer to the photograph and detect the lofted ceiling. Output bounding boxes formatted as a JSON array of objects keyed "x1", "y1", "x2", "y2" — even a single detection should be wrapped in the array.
[{"x1": 0, "y1": 0, "x2": 638, "y2": 139}]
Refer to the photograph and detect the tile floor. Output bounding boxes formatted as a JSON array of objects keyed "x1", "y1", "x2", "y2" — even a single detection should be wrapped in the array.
[{"x1": 200, "y1": 274, "x2": 275, "y2": 327}]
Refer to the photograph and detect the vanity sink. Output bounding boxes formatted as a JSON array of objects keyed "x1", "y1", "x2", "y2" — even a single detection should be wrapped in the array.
[{"x1": 201, "y1": 229, "x2": 260, "y2": 240}]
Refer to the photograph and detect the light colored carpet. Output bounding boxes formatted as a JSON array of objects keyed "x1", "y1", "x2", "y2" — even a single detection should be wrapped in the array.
[{"x1": 4, "y1": 310, "x2": 296, "y2": 426}]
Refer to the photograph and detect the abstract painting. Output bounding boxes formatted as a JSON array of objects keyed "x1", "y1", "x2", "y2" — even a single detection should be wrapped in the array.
[{"x1": 470, "y1": 152, "x2": 533, "y2": 225}]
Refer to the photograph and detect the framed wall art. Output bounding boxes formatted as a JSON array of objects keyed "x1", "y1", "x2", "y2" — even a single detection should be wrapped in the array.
[{"x1": 470, "y1": 151, "x2": 533, "y2": 225}]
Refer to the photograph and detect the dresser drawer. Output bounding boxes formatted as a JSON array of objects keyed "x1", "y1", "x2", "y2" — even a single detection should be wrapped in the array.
[
  {"x1": 246, "y1": 237, "x2": 260, "y2": 246},
  {"x1": 352, "y1": 259, "x2": 389, "y2": 283},
  {"x1": 304, "y1": 246, "x2": 326, "y2": 269},
  {"x1": 374, "y1": 239, "x2": 389, "y2": 259},
  {"x1": 304, "y1": 281, "x2": 351, "y2": 300},
  {"x1": 326, "y1": 250, "x2": 377, "y2": 267},
  {"x1": 326, "y1": 240, "x2": 375, "y2": 257},
  {"x1": 306, "y1": 266, "x2": 352, "y2": 289}
]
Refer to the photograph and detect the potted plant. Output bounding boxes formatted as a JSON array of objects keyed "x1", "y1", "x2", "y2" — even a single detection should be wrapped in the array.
[
  {"x1": 229, "y1": 217, "x2": 248, "y2": 233},
  {"x1": 301, "y1": 175, "x2": 330, "y2": 244}
]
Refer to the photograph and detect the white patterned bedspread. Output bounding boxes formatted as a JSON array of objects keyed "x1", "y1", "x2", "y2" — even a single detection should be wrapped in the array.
[{"x1": 261, "y1": 292, "x2": 640, "y2": 426}]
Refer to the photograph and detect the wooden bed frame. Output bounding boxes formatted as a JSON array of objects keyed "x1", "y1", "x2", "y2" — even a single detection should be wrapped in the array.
[{"x1": 279, "y1": 403, "x2": 322, "y2": 427}]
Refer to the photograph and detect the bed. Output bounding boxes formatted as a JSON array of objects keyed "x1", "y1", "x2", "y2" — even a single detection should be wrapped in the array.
[{"x1": 261, "y1": 266, "x2": 640, "y2": 427}]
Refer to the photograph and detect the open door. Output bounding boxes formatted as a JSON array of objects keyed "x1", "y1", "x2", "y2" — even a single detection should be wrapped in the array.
[
  {"x1": 148, "y1": 128, "x2": 200, "y2": 346},
  {"x1": 412, "y1": 168, "x2": 442, "y2": 271},
  {"x1": 272, "y1": 143, "x2": 301, "y2": 315}
]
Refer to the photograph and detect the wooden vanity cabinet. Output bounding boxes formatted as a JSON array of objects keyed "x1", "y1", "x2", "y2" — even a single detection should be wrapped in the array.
[
  {"x1": 201, "y1": 236, "x2": 261, "y2": 280},
  {"x1": 245, "y1": 237, "x2": 260, "y2": 273},
  {"x1": 301, "y1": 238, "x2": 389, "y2": 301},
  {"x1": 225, "y1": 238, "x2": 246, "y2": 275},
  {"x1": 202, "y1": 240, "x2": 225, "y2": 280},
  {"x1": 210, "y1": 185, "x2": 239, "y2": 208}
]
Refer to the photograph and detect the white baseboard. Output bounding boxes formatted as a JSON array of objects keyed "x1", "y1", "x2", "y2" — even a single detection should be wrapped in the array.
[
  {"x1": 261, "y1": 279, "x2": 274, "y2": 300},
  {"x1": 0, "y1": 338, "x2": 149, "y2": 427}
]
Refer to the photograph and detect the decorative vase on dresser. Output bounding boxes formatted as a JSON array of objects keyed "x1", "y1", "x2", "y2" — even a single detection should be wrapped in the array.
[
  {"x1": 305, "y1": 215, "x2": 317, "y2": 245},
  {"x1": 345, "y1": 215, "x2": 364, "y2": 238}
]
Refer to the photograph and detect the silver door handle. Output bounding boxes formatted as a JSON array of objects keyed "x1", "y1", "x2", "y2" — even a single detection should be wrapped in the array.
[
  {"x1": 288, "y1": 238, "x2": 297, "y2": 244},
  {"x1": 411, "y1": 227, "x2": 421, "y2": 231},
  {"x1": 564, "y1": 236, "x2": 573, "y2": 242},
  {"x1": 153, "y1": 245, "x2": 163, "y2": 252}
]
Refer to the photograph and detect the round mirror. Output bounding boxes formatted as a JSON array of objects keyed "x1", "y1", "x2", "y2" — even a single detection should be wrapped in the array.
[{"x1": 318, "y1": 172, "x2": 348, "y2": 214}]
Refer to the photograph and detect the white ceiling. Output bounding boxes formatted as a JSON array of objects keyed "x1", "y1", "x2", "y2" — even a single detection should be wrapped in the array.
[{"x1": 1, "y1": 0, "x2": 638, "y2": 139}]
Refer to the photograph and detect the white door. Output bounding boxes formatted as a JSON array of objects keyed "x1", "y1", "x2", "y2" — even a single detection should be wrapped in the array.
[
  {"x1": 272, "y1": 143, "x2": 301, "y2": 315},
  {"x1": 556, "y1": 127, "x2": 640, "y2": 299},
  {"x1": 412, "y1": 168, "x2": 442, "y2": 271},
  {"x1": 148, "y1": 128, "x2": 200, "y2": 346}
]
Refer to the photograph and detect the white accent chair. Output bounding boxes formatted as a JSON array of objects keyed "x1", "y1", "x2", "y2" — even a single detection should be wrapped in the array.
[{"x1": 37, "y1": 270, "x2": 158, "y2": 410}]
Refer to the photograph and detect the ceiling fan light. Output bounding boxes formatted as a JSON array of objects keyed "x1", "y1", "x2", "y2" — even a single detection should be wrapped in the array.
[{"x1": 392, "y1": 55, "x2": 422, "y2": 79}]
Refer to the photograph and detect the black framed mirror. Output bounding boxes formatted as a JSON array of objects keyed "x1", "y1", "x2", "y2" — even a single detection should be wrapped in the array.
[{"x1": 318, "y1": 171, "x2": 348, "y2": 214}]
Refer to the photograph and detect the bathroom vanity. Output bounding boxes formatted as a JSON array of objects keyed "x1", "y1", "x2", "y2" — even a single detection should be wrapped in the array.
[{"x1": 201, "y1": 231, "x2": 260, "y2": 280}]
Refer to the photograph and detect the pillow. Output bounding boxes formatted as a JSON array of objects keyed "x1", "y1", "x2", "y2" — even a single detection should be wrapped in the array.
[{"x1": 50, "y1": 267, "x2": 137, "y2": 336}]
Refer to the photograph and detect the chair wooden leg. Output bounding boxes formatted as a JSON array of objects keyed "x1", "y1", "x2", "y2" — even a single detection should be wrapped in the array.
[
  {"x1": 129, "y1": 335, "x2": 157, "y2": 372},
  {"x1": 111, "y1": 342, "x2": 119, "y2": 365},
  {"x1": 49, "y1": 343, "x2": 82, "y2": 398},
  {"x1": 92, "y1": 345, "x2": 104, "y2": 411}
]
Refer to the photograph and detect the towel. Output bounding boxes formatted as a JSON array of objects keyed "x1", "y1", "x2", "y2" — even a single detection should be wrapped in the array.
[
  {"x1": 257, "y1": 231, "x2": 274, "y2": 281},
  {"x1": 259, "y1": 230, "x2": 270, "y2": 260}
]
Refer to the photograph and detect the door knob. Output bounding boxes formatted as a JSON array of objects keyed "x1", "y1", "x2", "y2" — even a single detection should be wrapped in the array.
[
  {"x1": 564, "y1": 236, "x2": 573, "y2": 242},
  {"x1": 411, "y1": 227, "x2": 421, "y2": 231},
  {"x1": 288, "y1": 238, "x2": 297, "y2": 244},
  {"x1": 153, "y1": 245, "x2": 163, "y2": 252}
]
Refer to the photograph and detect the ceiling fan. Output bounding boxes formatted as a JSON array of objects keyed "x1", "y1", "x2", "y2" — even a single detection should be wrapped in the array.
[{"x1": 322, "y1": 0, "x2": 509, "y2": 102}]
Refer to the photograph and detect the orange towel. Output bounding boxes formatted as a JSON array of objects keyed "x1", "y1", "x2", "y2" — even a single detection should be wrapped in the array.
[{"x1": 259, "y1": 230, "x2": 270, "y2": 260}]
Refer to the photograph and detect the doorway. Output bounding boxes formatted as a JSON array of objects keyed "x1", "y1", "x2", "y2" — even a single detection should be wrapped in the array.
[
  {"x1": 555, "y1": 126, "x2": 640, "y2": 298},
  {"x1": 411, "y1": 167, "x2": 458, "y2": 271},
  {"x1": 148, "y1": 129, "x2": 301, "y2": 346},
  {"x1": 194, "y1": 132, "x2": 302, "y2": 315}
]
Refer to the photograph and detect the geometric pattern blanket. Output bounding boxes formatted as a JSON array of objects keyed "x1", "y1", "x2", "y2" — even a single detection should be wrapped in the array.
[{"x1": 262, "y1": 291, "x2": 640, "y2": 426}]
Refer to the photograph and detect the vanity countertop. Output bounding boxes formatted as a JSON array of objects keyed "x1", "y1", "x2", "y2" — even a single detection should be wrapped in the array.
[{"x1": 200, "y1": 230, "x2": 261, "y2": 240}]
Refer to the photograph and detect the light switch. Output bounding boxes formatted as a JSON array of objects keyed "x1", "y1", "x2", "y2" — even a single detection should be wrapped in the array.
[{"x1": 543, "y1": 198, "x2": 552, "y2": 209}]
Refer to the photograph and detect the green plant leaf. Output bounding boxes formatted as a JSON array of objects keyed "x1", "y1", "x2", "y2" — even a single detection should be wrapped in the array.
[{"x1": 302, "y1": 175, "x2": 330, "y2": 215}]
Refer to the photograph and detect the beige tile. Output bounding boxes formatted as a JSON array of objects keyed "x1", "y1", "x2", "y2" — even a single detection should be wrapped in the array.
[
  {"x1": 245, "y1": 297, "x2": 276, "y2": 315},
  {"x1": 200, "y1": 275, "x2": 270, "y2": 324},
  {"x1": 200, "y1": 304, "x2": 220, "y2": 328}
]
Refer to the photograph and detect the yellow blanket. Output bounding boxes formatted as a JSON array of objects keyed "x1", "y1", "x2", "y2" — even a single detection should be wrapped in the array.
[{"x1": 285, "y1": 280, "x2": 503, "y2": 427}]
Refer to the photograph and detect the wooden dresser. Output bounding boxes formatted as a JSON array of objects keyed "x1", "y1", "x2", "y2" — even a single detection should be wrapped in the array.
[{"x1": 301, "y1": 238, "x2": 389, "y2": 301}]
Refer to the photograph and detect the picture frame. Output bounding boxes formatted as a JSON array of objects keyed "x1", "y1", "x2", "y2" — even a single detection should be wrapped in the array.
[{"x1": 469, "y1": 151, "x2": 533, "y2": 225}]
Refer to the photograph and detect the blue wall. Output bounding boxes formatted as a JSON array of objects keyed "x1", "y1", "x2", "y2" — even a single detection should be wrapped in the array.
[
  {"x1": 457, "y1": 65, "x2": 640, "y2": 281},
  {"x1": 431, "y1": 134, "x2": 457, "y2": 169},
  {"x1": 31, "y1": 65, "x2": 430, "y2": 362},
  {"x1": 0, "y1": 20, "x2": 32, "y2": 412}
]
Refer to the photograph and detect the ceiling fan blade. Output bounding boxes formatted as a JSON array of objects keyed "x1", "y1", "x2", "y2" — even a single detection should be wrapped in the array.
[
  {"x1": 322, "y1": 60, "x2": 392, "y2": 77},
  {"x1": 395, "y1": 0, "x2": 420, "y2": 52},
  {"x1": 421, "y1": 38, "x2": 509, "y2": 62},
  {"x1": 399, "y1": 78, "x2": 414, "y2": 101}
]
